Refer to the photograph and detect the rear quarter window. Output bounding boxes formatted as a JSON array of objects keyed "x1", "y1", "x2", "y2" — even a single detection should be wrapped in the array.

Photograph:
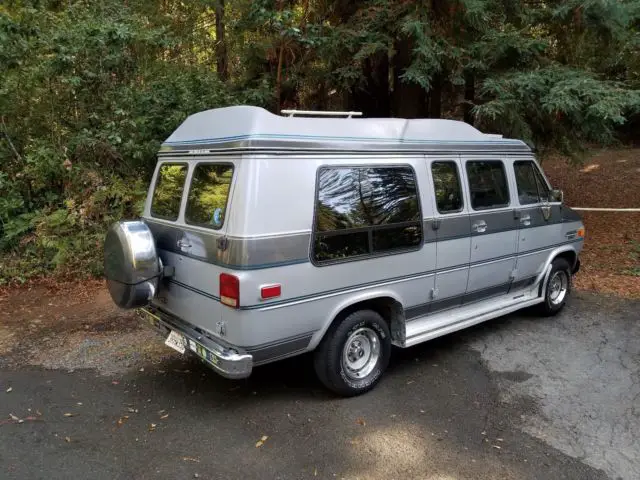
[
  {"x1": 185, "y1": 163, "x2": 234, "y2": 229},
  {"x1": 150, "y1": 163, "x2": 188, "y2": 220}
]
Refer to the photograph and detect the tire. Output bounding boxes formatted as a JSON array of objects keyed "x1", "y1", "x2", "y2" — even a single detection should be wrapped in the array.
[
  {"x1": 314, "y1": 309, "x2": 391, "y2": 397},
  {"x1": 538, "y1": 257, "x2": 572, "y2": 316}
]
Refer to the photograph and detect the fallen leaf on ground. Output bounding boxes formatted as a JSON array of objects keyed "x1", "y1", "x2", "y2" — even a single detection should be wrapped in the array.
[
  {"x1": 182, "y1": 457, "x2": 200, "y2": 463},
  {"x1": 356, "y1": 417, "x2": 366, "y2": 426},
  {"x1": 149, "y1": 423, "x2": 157, "y2": 431},
  {"x1": 255, "y1": 435, "x2": 269, "y2": 448},
  {"x1": 63, "y1": 413, "x2": 74, "y2": 417},
  {"x1": 117, "y1": 417, "x2": 128, "y2": 427},
  {"x1": 65, "y1": 437, "x2": 71, "y2": 443},
  {"x1": 160, "y1": 414, "x2": 169, "y2": 419},
  {"x1": 6, "y1": 387, "x2": 12, "y2": 393}
]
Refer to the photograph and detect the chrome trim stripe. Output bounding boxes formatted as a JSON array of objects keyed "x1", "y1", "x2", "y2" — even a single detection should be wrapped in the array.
[
  {"x1": 159, "y1": 134, "x2": 530, "y2": 154},
  {"x1": 405, "y1": 276, "x2": 538, "y2": 320},
  {"x1": 242, "y1": 240, "x2": 581, "y2": 310},
  {"x1": 161, "y1": 238, "x2": 582, "y2": 310},
  {"x1": 147, "y1": 219, "x2": 311, "y2": 270},
  {"x1": 147, "y1": 205, "x2": 578, "y2": 270}
]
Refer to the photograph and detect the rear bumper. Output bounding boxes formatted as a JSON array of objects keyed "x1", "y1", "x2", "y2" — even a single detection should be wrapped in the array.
[{"x1": 139, "y1": 307, "x2": 252, "y2": 379}]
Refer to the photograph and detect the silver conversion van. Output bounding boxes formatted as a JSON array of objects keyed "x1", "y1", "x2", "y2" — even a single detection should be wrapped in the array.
[{"x1": 104, "y1": 106, "x2": 585, "y2": 396}]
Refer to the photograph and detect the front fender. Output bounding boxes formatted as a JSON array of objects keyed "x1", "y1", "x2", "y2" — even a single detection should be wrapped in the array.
[{"x1": 536, "y1": 243, "x2": 581, "y2": 296}]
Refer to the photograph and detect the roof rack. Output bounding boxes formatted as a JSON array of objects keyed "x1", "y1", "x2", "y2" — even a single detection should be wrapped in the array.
[{"x1": 281, "y1": 109, "x2": 363, "y2": 118}]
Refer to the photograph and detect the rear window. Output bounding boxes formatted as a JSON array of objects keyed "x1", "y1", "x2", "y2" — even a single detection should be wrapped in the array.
[
  {"x1": 185, "y1": 163, "x2": 234, "y2": 229},
  {"x1": 151, "y1": 163, "x2": 188, "y2": 220},
  {"x1": 313, "y1": 166, "x2": 422, "y2": 264}
]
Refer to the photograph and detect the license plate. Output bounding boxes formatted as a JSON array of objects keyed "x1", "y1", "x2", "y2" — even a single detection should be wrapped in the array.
[{"x1": 165, "y1": 330, "x2": 186, "y2": 354}]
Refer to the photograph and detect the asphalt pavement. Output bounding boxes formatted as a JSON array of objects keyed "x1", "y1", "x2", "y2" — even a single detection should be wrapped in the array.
[{"x1": 1, "y1": 291, "x2": 638, "y2": 480}]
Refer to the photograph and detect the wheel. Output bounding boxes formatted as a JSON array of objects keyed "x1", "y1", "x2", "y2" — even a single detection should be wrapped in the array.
[
  {"x1": 314, "y1": 309, "x2": 391, "y2": 397},
  {"x1": 538, "y1": 257, "x2": 572, "y2": 316}
]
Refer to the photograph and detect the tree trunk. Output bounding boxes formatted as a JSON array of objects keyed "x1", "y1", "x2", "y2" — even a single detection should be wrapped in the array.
[
  {"x1": 463, "y1": 72, "x2": 475, "y2": 124},
  {"x1": 428, "y1": 72, "x2": 442, "y2": 118},
  {"x1": 392, "y1": 37, "x2": 427, "y2": 118},
  {"x1": 215, "y1": 0, "x2": 228, "y2": 81},
  {"x1": 349, "y1": 52, "x2": 390, "y2": 117}
]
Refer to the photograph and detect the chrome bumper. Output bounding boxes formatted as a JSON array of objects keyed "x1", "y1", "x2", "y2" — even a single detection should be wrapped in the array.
[{"x1": 139, "y1": 307, "x2": 253, "y2": 379}]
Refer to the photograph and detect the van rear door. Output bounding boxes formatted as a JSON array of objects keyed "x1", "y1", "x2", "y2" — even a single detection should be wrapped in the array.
[{"x1": 144, "y1": 158, "x2": 239, "y2": 337}]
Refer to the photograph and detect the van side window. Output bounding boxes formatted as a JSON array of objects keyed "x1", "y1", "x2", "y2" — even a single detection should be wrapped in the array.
[
  {"x1": 431, "y1": 161, "x2": 463, "y2": 213},
  {"x1": 313, "y1": 166, "x2": 422, "y2": 263},
  {"x1": 514, "y1": 160, "x2": 551, "y2": 204},
  {"x1": 533, "y1": 166, "x2": 551, "y2": 202},
  {"x1": 466, "y1": 161, "x2": 510, "y2": 210},
  {"x1": 185, "y1": 164, "x2": 234, "y2": 229},
  {"x1": 151, "y1": 163, "x2": 188, "y2": 220},
  {"x1": 514, "y1": 161, "x2": 540, "y2": 205}
]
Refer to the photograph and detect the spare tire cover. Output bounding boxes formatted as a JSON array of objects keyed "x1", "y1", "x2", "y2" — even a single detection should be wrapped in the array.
[{"x1": 104, "y1": 221, "x2": 160, "y2": 309}]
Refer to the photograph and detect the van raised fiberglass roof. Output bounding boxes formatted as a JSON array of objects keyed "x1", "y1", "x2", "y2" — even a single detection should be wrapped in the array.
[{"x1": 158, "y1": 106, "x2": 530, "y2": 155}]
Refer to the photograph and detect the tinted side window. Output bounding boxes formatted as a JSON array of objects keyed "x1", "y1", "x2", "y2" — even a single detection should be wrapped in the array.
[
  {"x1": 514, "y1": 161, "x2": 540, "y2": 205},
  {"x1": 314, "y1": 166, "x2": 422, "y2": 263},
  {"x1": 151, "y1": 163, "x2": 188, "y2": 220},
  {"x1": 185, "y1": 164, "x2": 234, "y2": 229},
  {"x1": 431, "y1": 161, "x2": 463, "y2": 213},
  {"x1": 533, "y1": 166, "x2": 550, "y2": 202},
  {"x1": 466, "y1": 161, "x2": 510, "y2": 210}
]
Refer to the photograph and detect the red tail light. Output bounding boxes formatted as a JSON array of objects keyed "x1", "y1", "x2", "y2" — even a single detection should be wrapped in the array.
[{"x1": 220, "y1": 273, "x2": 239, "y2": 308}]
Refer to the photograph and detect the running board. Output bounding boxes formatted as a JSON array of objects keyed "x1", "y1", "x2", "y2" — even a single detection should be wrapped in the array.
[{"x1": 398, "y1": 288, "x2": 544, "y2": 348}]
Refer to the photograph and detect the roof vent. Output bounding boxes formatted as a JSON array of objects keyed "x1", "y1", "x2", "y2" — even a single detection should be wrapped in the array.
[{"x1": 281, "y1": 109, "x2": 363, "y2": 118}]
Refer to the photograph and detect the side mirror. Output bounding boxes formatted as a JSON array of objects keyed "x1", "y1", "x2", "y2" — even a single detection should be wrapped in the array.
[{"x1": 550, "y1": 189, "x2": 563, "y2": 203}]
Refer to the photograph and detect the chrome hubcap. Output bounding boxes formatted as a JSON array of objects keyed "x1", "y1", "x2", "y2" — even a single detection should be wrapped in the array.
[
  {"x1": 342, "y1": 327, "x2": 380, "y2": 380},
  {"x1": 549, "y1": 270, "x2": 568, "y2": 305}
]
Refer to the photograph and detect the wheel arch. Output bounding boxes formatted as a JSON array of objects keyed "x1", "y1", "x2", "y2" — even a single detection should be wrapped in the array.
[
  {"x1": 308, "y1": 291, "x2": 406, "y2": 350},
  {"x1": 537, "y1": 246, "x2": 578, "y2": 297}
]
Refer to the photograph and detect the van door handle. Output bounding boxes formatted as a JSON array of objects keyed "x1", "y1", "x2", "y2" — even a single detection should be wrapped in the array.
[
  {"x1": 520, "y1": 214, "x2": 531, "y2": 226},
  {"x1": 472, "y1": 220, "x2": 487, "y2": 233},
  {"x1": 177, "y1": 239, "x2": 192, "y2": 250}
]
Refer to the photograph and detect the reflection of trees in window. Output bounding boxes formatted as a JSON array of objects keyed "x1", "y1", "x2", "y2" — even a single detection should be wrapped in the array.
[
  {"x1": 432, "y1": 162, "x2": 463, "y2": 213},
  {"x1": 514, "y1": 161, "x2": 540, "y2": 205},
  {"x1": 466, "y1": 161, "x2": 509, "y2": 210},
  {"x1": 185, "y1": 164, "x2": 233, "y2": 229},
  {"x1": 314, "y1": 166, "x2": 422, "y2": 263},
  {"x1": 151, "y1": 164, "x2": 187, "y2": 220}
]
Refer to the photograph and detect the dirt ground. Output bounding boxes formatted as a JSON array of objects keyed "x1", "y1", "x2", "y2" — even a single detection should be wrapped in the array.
[{"x1": 543, "y1": 148, "x2": 640, "y2": 298}]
